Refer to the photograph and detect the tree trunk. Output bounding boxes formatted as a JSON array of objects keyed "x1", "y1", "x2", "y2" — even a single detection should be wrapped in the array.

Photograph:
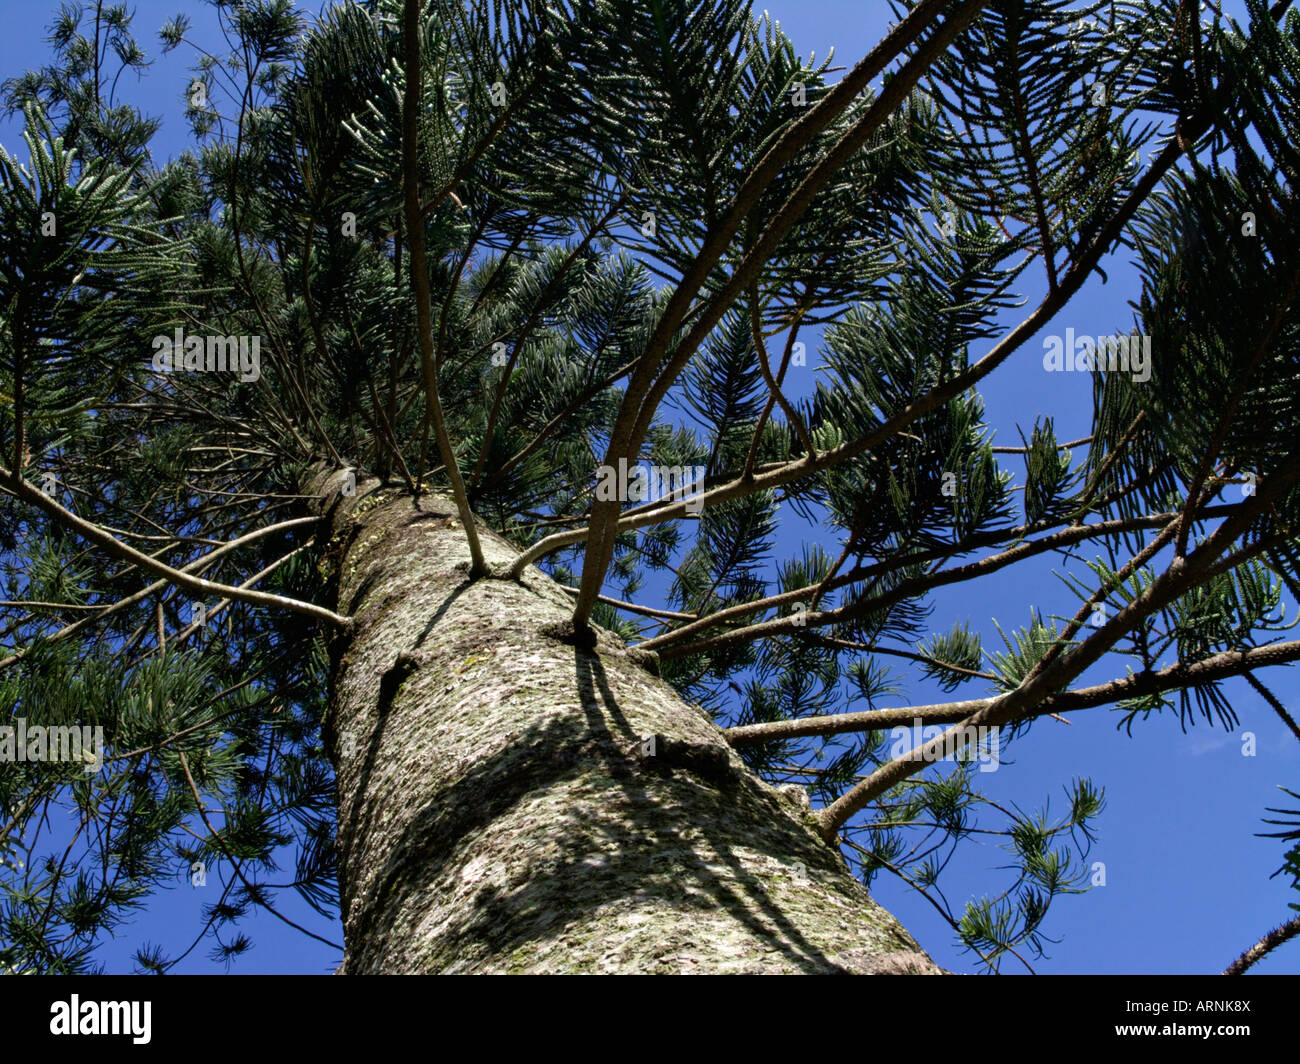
[{"x1": 310, "y1": 469, "x2": 941, "y2": 974}]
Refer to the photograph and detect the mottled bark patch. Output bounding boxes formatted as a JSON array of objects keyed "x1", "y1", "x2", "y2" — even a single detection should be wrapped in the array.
[{"x1": 319, "y1": 480, "x2": 940, "y2": 974}]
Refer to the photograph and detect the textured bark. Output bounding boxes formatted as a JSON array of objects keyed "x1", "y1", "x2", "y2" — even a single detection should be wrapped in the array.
[{"x1": 309, "y1": 469, "x2": 940, "y2": 974}]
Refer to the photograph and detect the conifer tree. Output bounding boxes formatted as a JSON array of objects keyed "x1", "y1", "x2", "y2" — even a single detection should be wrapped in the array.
[{"x1": 1, "y1": 0, "x2": 1297, "y2": 973}]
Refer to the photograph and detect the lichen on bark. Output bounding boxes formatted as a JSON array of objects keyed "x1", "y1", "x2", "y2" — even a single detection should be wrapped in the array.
[{"x1": 311, "y1": 470, "x2": 941, "y2": 974}]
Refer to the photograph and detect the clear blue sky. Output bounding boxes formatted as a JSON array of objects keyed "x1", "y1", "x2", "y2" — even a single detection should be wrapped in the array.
[{"x1": 1, "y1": 0, "x2": 1295, "y2": 974}]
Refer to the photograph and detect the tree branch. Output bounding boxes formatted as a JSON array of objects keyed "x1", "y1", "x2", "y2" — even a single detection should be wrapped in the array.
[
  {"x1": 0, "y1": 469, "x2": 348, "y2": 631},
  {"x1": 725, "y1": 639, "x2": 1300, "y2": 746},
  {"x1": 403, "y1": 0, "x2": 486, "y2": 577},
  {"x1": 814, "y1": 463, "x2": 1299, "y2": 838},
  {"x1": 1222, "y1": 913, "x2": 1300, "y2": 975},
  {"x1": 569, "y1": 0, "x2": 991, "y2": 633}
]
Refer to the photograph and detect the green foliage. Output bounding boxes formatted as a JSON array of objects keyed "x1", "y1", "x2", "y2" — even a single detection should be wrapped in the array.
[
  {"x1": 918, "y1": 620, "x2": 985, "y2": 691},
  {"x1": 988, "y1": 611, "x2": 1069, "y2": 694},
  {"x1": 1021, "y1": 418, "x2": 1077, "y2": 523}
]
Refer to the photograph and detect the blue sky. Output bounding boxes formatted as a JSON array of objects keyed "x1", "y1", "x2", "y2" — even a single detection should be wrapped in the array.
[{"x1": 1, "y1": 0, "x2": 1296, "y2": 974}]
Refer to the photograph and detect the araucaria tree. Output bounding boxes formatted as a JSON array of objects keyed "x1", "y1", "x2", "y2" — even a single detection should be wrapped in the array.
[{"x1": 1, "y1": 0, "x2": 1298, "y2": 975}]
